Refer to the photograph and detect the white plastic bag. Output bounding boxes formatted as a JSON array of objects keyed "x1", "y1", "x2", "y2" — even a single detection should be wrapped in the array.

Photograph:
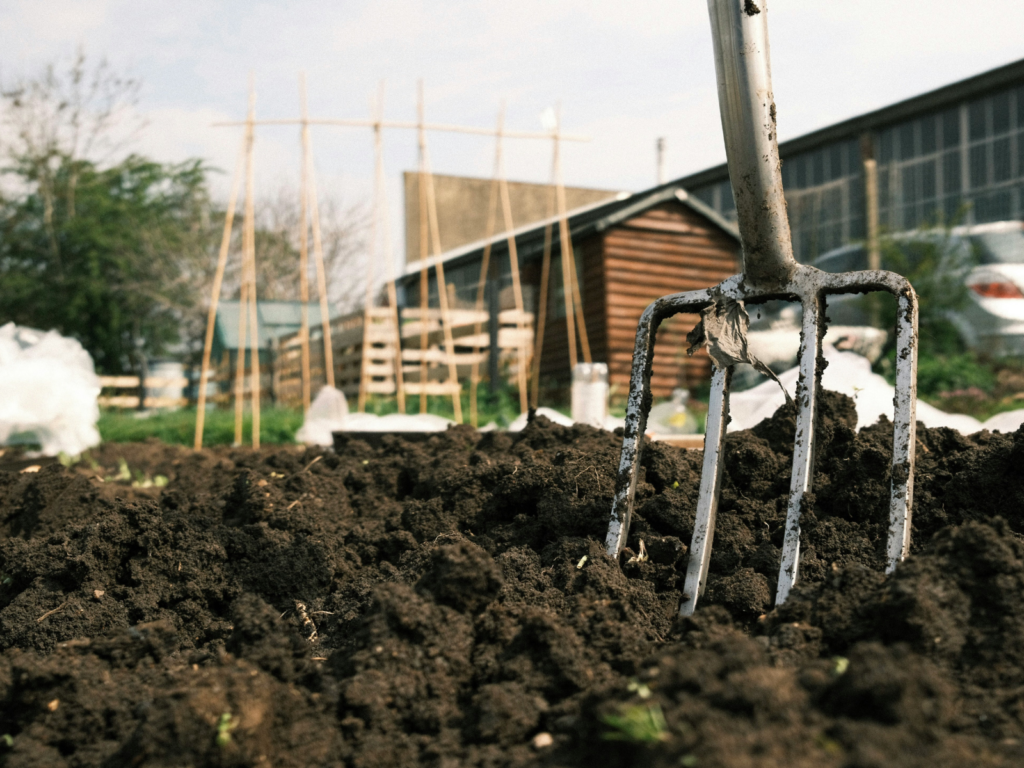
[
  {"x1": 0, "y1": 323, "x2": 101, "y2": 456},
  {"x1": 295, "y1": 386, "x2": 350, "y2": 446}
]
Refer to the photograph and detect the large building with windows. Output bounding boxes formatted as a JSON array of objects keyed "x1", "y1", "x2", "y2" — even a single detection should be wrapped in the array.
[{"x1": 681, "y1": 58, "x2": 1024, "y2": 264}]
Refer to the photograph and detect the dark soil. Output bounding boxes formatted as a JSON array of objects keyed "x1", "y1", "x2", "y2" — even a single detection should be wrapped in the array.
[{"x1": 1, "y1": 394, "x2": 1024, "y2": 767}]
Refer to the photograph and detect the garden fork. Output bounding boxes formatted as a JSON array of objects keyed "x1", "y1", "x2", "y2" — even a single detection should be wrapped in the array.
[{"x1": 604, "y1": 0, "x2": 919, "y2": 614}]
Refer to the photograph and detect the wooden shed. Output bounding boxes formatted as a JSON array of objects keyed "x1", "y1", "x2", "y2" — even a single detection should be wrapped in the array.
[{"x1": 396, "y1": 183, "x2": 741, "y2": 402}]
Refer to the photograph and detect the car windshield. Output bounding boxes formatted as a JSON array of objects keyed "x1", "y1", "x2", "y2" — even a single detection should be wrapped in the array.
[{"x1": 971, "y1": 230, "x2": 1024, "y2": 264}]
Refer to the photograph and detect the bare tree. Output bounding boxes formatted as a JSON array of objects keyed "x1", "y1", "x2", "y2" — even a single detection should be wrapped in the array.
[
  {"x1": 219, "y1": 184, "x2": 370, "y2": 314},
  {"x1": 0, "y1": 50, "x2": 144, "y2": 262}
]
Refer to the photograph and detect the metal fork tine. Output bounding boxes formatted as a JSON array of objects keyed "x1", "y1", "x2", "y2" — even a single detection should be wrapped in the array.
[
  {"x1": 775, "y1": 295, "x2": 824, "y2": 606},
  {"x1": 679, "y1": 365, "x2": 731, "y2": 616},
  {"x1": 605, "y1": 303, "x2": 661, "y2": 560},
  {"x1": 887, "y1": 289, "x2": 919, "y2": 572}
]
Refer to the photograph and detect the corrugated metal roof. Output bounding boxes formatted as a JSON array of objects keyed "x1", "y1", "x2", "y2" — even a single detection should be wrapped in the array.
[
  {"x1": 677, "y1": 56, "x2": 1024, "y2": 191},
  {"x1": 215, "y1": 300, "x2": 325, "y2": 351}
]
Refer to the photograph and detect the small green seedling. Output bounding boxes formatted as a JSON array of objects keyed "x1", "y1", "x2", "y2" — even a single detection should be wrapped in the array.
[
  {"x1": 131, "y1": 474, "x2": 168, "y2": 489},
  {"x1": 215, "y1": 712, "x2": 238, "y2": 747},
  {"x1": 601, "y1": 702, "x2": 669, "y2": 743},
  {"x1": 576, "y1": 555, "x2": 588, "y2": 570},
  {"x1": 1, "y1": 734, "x2": 12, "y2": 748},
  {"x1": 831, "y1": 656, "x2": 849, "y2": 676},
  {"x1": 671, "y1": 480, "x2": 680, "y2": 490},
  {"x1": 679, "y1": 755, "x2": 699, "y2": 767},
  {"x1": 627, "y1": 679, "x2": 652, "y2": 699}
]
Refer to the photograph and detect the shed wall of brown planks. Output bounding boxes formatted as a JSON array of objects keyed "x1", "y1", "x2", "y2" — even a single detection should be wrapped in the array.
[{"x1": 536, "y1": 201, "x2": 739, "y2": 401}]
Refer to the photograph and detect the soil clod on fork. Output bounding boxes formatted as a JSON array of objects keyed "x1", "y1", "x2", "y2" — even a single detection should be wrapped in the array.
[{"x1": 604, "y1": 0, "x2": 919, "y2": 614}]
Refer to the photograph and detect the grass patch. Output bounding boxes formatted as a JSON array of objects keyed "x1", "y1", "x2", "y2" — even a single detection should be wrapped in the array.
[
  {"x1": 99, "y1": 407, "x2": 304, "y2": 446},
  {"x1": 98, "y1": 382, "x2": 555, "y2": 446}
]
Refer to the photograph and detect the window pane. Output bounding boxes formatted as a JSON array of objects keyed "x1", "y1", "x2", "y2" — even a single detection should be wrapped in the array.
[
  {"x1": 920, "y1": 159, "x2": 937, "y2": 201},
  {"x1": 920, "y1": 115, "x2": 937, "y2": 155},
  {"x1": 902, "y1": 164, "x2": 920, "y2": 208},
  {"x1": 880, "y1": 129, "x2": 894, "y2": 163},
  {"x1": 899, "y1": 122, "x2": 917, "y2": 160},
  {"x1": 721, "y1": 182, "x2": 735, "y2": 214},
  {"x1": 848, "y1": 140, "x2": 862, "y2": 175},
  {"x1": 943, "y1": 151, "x2": 961, "y2": 195},
  {"x1": 812, "y1": 150, "x2": 825, "y2": 185},
  {"x1": 694, "y1": 186, "x2": 715, "y2": 208},
  {"x1": 969, "y1": 99, "x2": 988, "y2": 141},
  {"x1": 943, "y1": 195, "x2": 962, "y2": 223},
  {"x1": 994, "y1": 137, "x2": 1012, "y2": 182},
  {"x1": 942, "y1": 108, "x2": 960, "y2": 148},
  {"x1": 993, "y1": 91, "x2": 1011, "y2": 135},
  {"x1": 829, "y1": 144, "x2": 843, "y2": 180},
  {"x1": 795, "y1": 155, "x2": 807, "y2": 188},
  {"x1": 1019, "y1": 132, "x2": 1024, "y2": 178},
  {"x1": 969, "y1": 144, "x2": 988, "y2": 189}
]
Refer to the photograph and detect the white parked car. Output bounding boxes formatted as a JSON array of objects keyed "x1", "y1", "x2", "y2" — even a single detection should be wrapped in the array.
[{"x1": 813, "y1": 221, "x2": 1024, "y2": 357}]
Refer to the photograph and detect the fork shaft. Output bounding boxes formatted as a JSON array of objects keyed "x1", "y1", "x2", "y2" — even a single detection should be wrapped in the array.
[
  {"x1": 680, "y1": 365, "x2": 731, "y2": 616},
  {"x1": 775, "y1": 294, "x2": 823, "y2": 605},
  {"x1": 707, "y1": 0, "x2": 796, "y2": 287}
]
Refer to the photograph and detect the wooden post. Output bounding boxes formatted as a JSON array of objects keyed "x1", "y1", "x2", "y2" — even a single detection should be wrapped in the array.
[
  {"x1": 297, "y1": 80, "x2": 312, "y2": 414},
  {"x1": 862, "y1": 132, "x2": 882, "y2": 328},
  {"x1": 300, "y1": 76, "x2": 335, "y2": 393},
  {"x1": 194, "y1": 137, "x2": 245, "y2": 450},
  {"x1": 246, "y1": 146, "x2": 261, "y2": 449},
  {"x1": 235, "y1": 87, "x2": 256, "y2": 446}
]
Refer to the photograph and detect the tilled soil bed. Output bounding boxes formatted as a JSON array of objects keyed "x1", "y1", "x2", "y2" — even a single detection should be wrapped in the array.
[{"x1": 1, "y1": 392, "x2": 1024, "y2": 767}]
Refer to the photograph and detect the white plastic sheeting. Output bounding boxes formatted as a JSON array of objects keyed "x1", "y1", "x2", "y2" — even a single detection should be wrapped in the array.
[
  {"x1": 296, "y1": 386, "x2": 457, "y2": 445},
  {"x1": 0, "y1": 323, "x2": 101, "y2": 456},
  {"x1": 728, "y1": 344, "x2": 1024, "y2": 435}
]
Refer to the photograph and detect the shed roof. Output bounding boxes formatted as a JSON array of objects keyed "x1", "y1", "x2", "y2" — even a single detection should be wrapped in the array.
[
  {"x1": 398, "y1": 181, "x2": 740, "y2": 285},
  {"x1": 214, "y1": 300, "x2": 326, "y2": 351}
]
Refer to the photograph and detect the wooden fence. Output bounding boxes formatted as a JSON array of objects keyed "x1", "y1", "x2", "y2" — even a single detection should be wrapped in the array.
[
  {"x1": 273, "y1": 307, "x2": 534, "y2": 408},
  {"x1": 98, "y1": 375, "x2": 189, "y2": 409}
]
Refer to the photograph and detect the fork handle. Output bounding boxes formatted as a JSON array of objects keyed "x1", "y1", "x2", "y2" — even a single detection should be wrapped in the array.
[{"x1": 708, "y1": 0, "x2": 796, "y2": 286}]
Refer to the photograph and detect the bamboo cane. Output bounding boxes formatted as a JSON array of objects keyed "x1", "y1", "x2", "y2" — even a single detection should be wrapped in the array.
[
  {"x1": 421, "y1": 136, "x2": 463, "y2": 423},
  {"x1": 194, "y1": 137, "x2": 245, "y2": 450},
  {"x1": 372, "y1": 82, "x2": 406, "y2": 413},
  {"x1": 417, "y1": 85, "x2": 430, "y2": 414},
  {"x1": 552, "y1": 125, "x2": 578, "y2": 369},
  {"x1": 234, "y1": 242, "x2": 249, "y2": 446},
  {"x1": 497, "y1": 144, "x2": 530, "y2": 414},
  {"x1": 553, "y1": 109, "x2": 591, "y2": 366},
  {"x1": 358, "y1": 90, "x2": 383, "y2": 413},
  {"x1": 530, "y1": 166, "x2": 557, "y2": 410},
  {"x1": 469, "y1": 118, "x2": 502, "y2": 427}
]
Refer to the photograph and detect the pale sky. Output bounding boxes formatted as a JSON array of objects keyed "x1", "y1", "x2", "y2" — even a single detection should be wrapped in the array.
[{"x1": 3, "y1": 0, "x2": 1024, "y2": 256}]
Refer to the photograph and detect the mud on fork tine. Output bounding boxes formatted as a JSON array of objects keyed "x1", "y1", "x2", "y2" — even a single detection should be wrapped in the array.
[
  {"x1": 604, "y1": 0, "x2": 920, "y2": 614},
  {"x1": 602, "y1": 271, "x2": 918, "y2": 613}
]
